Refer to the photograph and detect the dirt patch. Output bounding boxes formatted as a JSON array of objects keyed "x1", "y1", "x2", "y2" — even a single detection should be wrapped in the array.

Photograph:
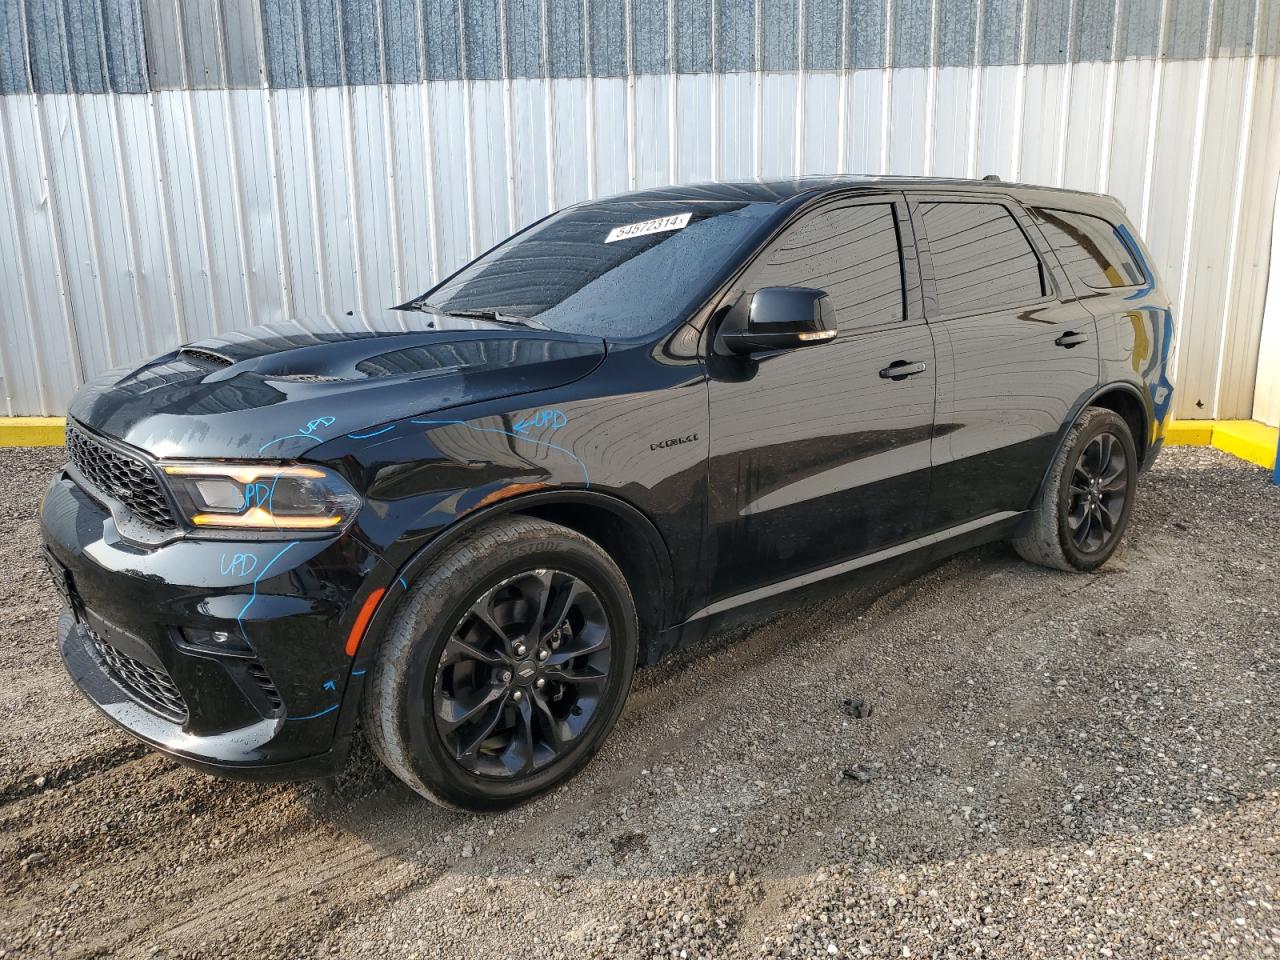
[{"x1": 1, "y1": 446, "x2": 1277, "y2": 959}]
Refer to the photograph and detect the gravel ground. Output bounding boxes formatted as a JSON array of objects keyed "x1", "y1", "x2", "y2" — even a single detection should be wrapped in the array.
[{"x1": 0, "y1": 445, "x2": 1277, "y2": 959}]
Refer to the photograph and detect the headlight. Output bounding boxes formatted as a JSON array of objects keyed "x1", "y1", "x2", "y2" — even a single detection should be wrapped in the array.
[{"x1": 160, "y1": 462, "x2": 361, "y2": 535}]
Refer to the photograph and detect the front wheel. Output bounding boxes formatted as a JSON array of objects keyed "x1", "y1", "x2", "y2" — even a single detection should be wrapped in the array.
[
  {"x1": 362, "y1": 517, "x2": 638, "y2": 810},
  {"x1": 1013, "y1": 407, "x2": 1138, "y2": 572}
]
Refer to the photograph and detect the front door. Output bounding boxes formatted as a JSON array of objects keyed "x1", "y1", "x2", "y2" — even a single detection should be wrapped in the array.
[{"x1": 703, "y1": 194, "x2": 936, "y2": 607}]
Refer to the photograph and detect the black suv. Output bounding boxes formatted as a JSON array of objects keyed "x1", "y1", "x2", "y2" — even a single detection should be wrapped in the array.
[{"x1": 42, "y1": 177, "x2": 1174, "y2": 809}]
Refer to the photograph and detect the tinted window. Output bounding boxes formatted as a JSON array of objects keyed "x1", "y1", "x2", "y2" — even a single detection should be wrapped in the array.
[
  {"x1": 750, "y1": 204, "x2": 904, "y2": 330},
  {"x1": 918, "y1": 202, "x2": 1045, "y2": 314},
  {"x1": 1031, "y1": 208, "x2": 1146, "y2": 289},
  {"x1": 417, "y1": 200, "x2": 779, "y2": 339}
]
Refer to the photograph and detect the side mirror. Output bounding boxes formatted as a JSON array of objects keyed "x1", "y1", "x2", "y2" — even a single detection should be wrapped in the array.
[{"x1": 715, "y1": 287, "x2": 837, "y2": 356}]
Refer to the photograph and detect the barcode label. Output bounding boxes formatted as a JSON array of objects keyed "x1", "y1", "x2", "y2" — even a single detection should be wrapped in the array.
[{"x1": 605, "y1": 212, "x2": 692, "y2": 244}]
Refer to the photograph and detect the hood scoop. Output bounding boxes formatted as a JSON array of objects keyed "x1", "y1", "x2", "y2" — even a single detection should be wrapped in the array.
[{"x1": 178, "y1": 346, "x2": 235, "y2": 368}]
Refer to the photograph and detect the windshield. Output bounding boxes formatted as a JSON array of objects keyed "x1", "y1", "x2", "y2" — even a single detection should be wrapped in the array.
[{"x1": 414, "y1": 199, "x2": 781, "y2": 339}]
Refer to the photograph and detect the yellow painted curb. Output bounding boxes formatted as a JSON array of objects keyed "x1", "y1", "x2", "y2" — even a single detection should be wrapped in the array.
[
  {"x1": 0, "y1": 417, "x2": 66, "y2": 447},
  {"x1": 1165, "y1": 418, "x2": 1278, "y2": 470},
  {"x1": 1166, "y1": 420, "x2": 1214, "y2": 446},
  {"x1": 1211, "y1": 419, "x2": 1278, "y2": 471}
]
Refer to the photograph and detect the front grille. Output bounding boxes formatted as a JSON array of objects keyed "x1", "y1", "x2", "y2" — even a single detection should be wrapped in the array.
[
  {"x1": 91, "y1": 634, "x2": 189, "y2": 723},
  {"x1": 67, "y1": 424, "x2": 175, "y2": 529}
]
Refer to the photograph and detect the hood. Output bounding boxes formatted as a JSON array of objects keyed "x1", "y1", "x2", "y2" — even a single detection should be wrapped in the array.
[{"x1": 68, "y1": 312, "x2": 606, "y2": 459}]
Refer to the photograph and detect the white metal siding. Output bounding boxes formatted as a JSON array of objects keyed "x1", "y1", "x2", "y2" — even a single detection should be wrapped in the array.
[
  {"x1": 0, "y1": 57, "x2": 1278, "y2": 417},
  {"x1": 1254, "y1": 175, "x2": 1280, "y2": 428}
]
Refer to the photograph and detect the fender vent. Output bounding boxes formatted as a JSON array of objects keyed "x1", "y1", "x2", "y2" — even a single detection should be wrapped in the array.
[{"x1": 273, "y1": 373, "x2": 352, "y2": 383}]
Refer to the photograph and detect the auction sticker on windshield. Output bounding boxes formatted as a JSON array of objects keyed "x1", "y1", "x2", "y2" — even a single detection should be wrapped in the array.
[{"x1": 605, "y1": 212, "x2": 692, "y2": 243}]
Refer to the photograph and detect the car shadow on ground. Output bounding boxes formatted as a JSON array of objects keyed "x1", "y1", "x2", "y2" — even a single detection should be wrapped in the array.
[{"x1": 298, "y1": 500, "x2": 1277, "y2": 900}]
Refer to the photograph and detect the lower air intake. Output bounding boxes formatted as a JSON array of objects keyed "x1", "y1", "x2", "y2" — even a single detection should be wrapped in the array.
[{"x1": 91, "y1": 634, "x2": 189, "y2": 724}]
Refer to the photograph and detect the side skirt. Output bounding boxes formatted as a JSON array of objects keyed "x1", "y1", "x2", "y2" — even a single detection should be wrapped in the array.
[{"x1": 647, "y1": 510, "x2": 1025, "y2": 664}]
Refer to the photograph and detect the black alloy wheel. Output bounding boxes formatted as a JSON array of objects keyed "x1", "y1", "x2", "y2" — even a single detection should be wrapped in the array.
[
  {"x1": 1065, "y1": 431, "x2": 1129, "y2": 555},
  {"x1": 1012, "y1": 406, "x2": 1139, "y2": 572},
  {"x1": 362, "y1": 516, "x2": 637, "y2": 810},
  {"x1": 434, "y1": 568, "x2": 612, "y2": 779}
]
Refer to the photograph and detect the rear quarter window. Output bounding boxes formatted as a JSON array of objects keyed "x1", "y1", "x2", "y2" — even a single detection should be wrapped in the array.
[{"x1": 1031, "y1": 208, "x2": 1147, "y2": 290}]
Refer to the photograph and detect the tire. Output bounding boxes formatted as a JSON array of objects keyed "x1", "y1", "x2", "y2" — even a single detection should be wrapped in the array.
[
  {"x1": 362, "y1": 516, "x2": 638, "y2": 810},
  {"x1": 1012, "y1": 407, "x2": 1139, "y2": 572}
]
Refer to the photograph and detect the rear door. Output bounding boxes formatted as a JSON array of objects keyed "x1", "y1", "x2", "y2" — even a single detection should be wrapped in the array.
[
  {"x1": 1028, "y1": 205, "x2": 1175, "y2": 433},
  {"x1": 703, "y1": 193, "x2": 936, "y2": 605},
  {"x1": 909, "y1": 194, "x2": 1101, "y2": 531}
]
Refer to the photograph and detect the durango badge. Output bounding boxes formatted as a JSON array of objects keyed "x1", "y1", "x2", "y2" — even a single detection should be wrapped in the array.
[{"x1": 651, "y1": 434, "x2": 698, "y2": 451}]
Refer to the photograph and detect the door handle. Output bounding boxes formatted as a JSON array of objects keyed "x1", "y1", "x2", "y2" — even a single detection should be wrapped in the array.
[
  {"x1": 1055, "y1": 331, "x2": 1090, "y2": 348},
  {"x1": 879, "y1": 360, "x2": 928, "y2": 381}
]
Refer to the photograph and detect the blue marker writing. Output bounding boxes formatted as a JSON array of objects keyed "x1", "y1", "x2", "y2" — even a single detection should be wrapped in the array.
[
  {"x1": 235, "y1": 541, "x2": 300, "y2": 642},
  {"x1": 242, "y1": 482, "x2": 273, "y2": 510},
  {"x1": 259, "y1": 415, "x2": 337, "y2": 455},
  {"x1": 301, "y1": 416, "x2": 336, "y2": 435},
  {"x1": 286, "y1": 704, "x2": 339, "y2": 721},
  {"x1": 219, "y1": 552, "x2": 258, "y2": 577},
  {"x1": 513, "y1": 408, "x2": 568, "y2": 434},
  {"x1": 348, "y1": 424, "x2": 396, "y2": 440}
]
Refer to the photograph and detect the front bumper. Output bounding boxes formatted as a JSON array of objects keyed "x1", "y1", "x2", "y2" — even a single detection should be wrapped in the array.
[
  {"x1": 42, "y1": 471, "x2": 389, "y2": 779},
  {"x1": 57, "y1": 609, "x2": 343, "y2": 780}
]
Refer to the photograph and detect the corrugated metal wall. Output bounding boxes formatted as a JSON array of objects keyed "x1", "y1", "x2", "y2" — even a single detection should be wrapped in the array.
[
  {"x1": 1, "y1": 0, "x2": 1278, "y2": 419},
  {"x1": 1254, "y1": 181, "x2": 1280, "y2": 428}
]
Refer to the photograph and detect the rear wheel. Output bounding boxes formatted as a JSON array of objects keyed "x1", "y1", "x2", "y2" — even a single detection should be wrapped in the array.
[
  {"x1": 1012, "y1": 407, "x2": 1138, "y2": 572},
  {"x1": 362, "y1": 517, "x2": 637, "y2": 810}
]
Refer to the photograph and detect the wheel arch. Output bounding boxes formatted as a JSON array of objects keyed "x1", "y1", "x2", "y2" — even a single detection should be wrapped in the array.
[
  {"x1": 506, "y1": 497, "x2": 671, "y2": 659},
  {"x1": 1028, "y1": 380, "x2": 1151, "y2": 516},
  {"x1": 360, "y1": 489, "x2": 675, "y2": 668},
  {"x1": 1086, "y1": 382, "x2": 1151, "y2": 468}
]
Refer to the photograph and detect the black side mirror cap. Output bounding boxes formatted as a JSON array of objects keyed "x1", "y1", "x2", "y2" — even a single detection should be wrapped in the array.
[{"x1": 715, "y1": 287, "x2": 838, "y2": 356}]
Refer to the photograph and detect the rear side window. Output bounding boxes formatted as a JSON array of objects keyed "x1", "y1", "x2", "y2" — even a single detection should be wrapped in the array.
[
  {"x1": 1031, "y1": 208, "x2": 1146, "y2": 289},
  {"x1": 749, "y1": 204, "x2": 905, "y2": 331},
  {"x1": 917, "y1": 202, "x2": 1045, "y2": 315}
]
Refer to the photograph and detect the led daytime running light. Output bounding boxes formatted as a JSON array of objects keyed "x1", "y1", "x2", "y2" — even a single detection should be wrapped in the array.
[{"x1": 163, "y1": 463, "x2": 327, "y2": 483}]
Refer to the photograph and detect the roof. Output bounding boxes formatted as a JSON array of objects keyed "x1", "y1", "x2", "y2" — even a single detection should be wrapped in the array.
[{"x1": 599, "y1": 176, "x2": 1119, "y2": 213}]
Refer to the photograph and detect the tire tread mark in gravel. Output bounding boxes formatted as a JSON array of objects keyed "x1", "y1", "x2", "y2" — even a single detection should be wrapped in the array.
[{"x1": 0, "y1": 741, "x2": 150, "y2": 807}]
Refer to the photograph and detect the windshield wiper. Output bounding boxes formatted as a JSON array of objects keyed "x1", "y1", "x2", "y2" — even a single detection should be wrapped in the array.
[
  {"x1": 412, "y1": 303, "x2": 547, "y2": 330},
  {"x1": 448, "y1": 308, "x2": 548, "y2": 330}
]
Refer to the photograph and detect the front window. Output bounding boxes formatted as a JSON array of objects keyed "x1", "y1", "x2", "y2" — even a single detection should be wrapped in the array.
[
  {"x1": 412, "y1": 199, "x2": 781, "y2": 340},
  {"x1": 747, "y1": 203, "x2": 906, "y2": 331}
]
